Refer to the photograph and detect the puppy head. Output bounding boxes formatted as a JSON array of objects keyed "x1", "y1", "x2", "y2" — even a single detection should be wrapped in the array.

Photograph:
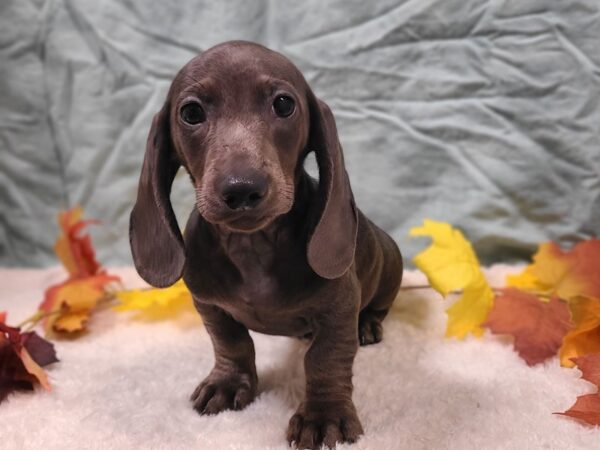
[
  {"x1": 170, "y1": 42, "x2": 310, "y2": 232},
  {"x1": 130, "y1": 41, "x2": 357, "y2": 287}
]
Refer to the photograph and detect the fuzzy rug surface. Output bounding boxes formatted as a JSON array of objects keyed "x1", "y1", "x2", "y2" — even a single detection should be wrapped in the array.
[{"x1": 1, "y1": 266, "x2": 599, "y2": 450}]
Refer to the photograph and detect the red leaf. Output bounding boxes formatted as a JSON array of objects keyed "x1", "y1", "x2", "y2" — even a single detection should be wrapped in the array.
[
  {"x1": 484, "y1": 288, "x2": 572, "y2": 365},
  {"x1": 22, "y1": 332, "x2": 59, "y2": 367},
  {"x1": 557, "y1": 354, "x2": 600, "y2": 426},
  {"x1": 574, "y1": 354, "x2": 600, "y2": 389},
  {"x1": 54, "y1": 207, "x2": 101, "y2": 278},
  {"x1": 0, "y1": 322, "x2": 58, "y2": 404},
  {"x1": 1, "y1": 335, "x2": 35, "y2": 403}
]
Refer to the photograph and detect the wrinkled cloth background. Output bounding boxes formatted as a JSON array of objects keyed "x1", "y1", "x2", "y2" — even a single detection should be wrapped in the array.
[{"x1": 1, "y1": 0, "x2": 599, "y2": 267}]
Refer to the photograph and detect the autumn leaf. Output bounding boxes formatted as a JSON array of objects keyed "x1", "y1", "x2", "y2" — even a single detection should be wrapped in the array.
[
  {"x1": 410, "y1": 220, "x2": 494, "y2": 339},
  {"x1": 114, "y1": 279, "x2": 197, "y2": 321},
  {"x1": 557, "y1": 353, "x2": 600, "y2": 426},
  {"x1": 0, "y1": 314, "x2": 58, "y2": 404},
  {"x1": 560, "y1": 297, "x2": 600, "y2": 368},
  {"x1": 53, "y1": 311, "x2": 91, "y2": 333},
  {"x1": 507, "y1": 240, "x2": 600, "y2": 366},
  {"x1": 37, "y1": 207, "x2": 121, "y2": 335},
  {"x1": 21, "y1": 332, "x2": 59, "y2": 367},
  {"x1": 507, "y1": 240, "x2": 600, "y2": 302},
  {"x1": 54, "y1": 206, "x2": 101, "y2": 278},
  {"x1": 40, "y1": 274, "x2": 119, "y2": 334},
  {"x1": 17, "y1": 346, "x2": 50, "y2": 391},
  {"x1": 484, "y1": 288, "x2": 572, "y2": 365}
]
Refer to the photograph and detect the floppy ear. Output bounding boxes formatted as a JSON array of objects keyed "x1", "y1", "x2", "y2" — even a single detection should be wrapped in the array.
[
  {"x1": 129, "y1": 102, "x2": 185, "y2": 288},
  {"x1": 306, "y1": 91, "x2": 359, "y2": 279}
]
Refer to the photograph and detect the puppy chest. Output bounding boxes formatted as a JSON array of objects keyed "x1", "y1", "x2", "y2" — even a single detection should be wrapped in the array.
[
  {"x1": 224, "y1": 298, "x2": 312, "y2": 337},
  {"x1": 216, "y1": 272, "x2": 315, "y2": 337}
]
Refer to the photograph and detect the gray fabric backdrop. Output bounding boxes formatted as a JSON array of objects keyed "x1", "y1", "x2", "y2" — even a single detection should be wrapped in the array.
[{"x1": 1, "y1": 0, "x2": 599, "y2": 268}]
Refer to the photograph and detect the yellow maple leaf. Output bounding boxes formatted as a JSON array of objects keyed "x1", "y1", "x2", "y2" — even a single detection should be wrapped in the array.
[
  {"x1": 410, "y1": 220, "x2": 494, "y2": 339},
  {"x1": 114, "y1": 279, "x2": 197, "y2": 321}
]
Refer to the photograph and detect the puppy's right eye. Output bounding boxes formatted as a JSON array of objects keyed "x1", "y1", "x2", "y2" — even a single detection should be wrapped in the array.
[{"x1": 180, "y1": 102, "x2": 206, "y2": 125}]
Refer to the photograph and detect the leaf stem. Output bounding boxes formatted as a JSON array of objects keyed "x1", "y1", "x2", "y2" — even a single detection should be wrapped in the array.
[
  {"x1": 400, "y1": 285, "x2": 503, "y2": 292},
  {"x1": 399, "y1": 285, "x2": 432, "y2": 290},
  {"x1": 17, "y1": 309, "x2": 63, "y2": 331},
  {"x1": 16, "y1": 311, "x2": 44, "y2": 329}
]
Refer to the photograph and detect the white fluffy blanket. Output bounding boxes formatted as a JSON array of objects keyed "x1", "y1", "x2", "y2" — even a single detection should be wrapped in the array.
[{"x1": 1, "y1": 266, "x2": 599, "y2": 449}]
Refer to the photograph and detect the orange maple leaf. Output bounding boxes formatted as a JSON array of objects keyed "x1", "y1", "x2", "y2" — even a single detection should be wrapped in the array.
[
  {"x1": 507, "y1": 240, "x2": 600, "y2": 302},
  {"x1": 40, "y1": 274, "x2": 120, "y2": 334},
  {"x1": 38, "y1": 207, "x2": 120, "y2": 335},
  {"x1": 557, "y1": 354, "x2": 600, "y2": 426},
  {"x1": 560, "y1": 297, "x2": 600, "y2": 368},
  {"x1": 484, "y1": 288, "x2": 572, "y2": 365}
]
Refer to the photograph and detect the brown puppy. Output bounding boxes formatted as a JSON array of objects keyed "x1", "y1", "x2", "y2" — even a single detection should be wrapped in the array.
[{"x1": 130, "y1": 41, "x2": 402, "y2": 449}]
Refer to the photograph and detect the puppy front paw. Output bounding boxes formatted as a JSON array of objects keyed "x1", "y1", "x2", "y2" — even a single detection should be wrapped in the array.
[
  {"x1": 286, "y1": 402, "x2": 363, "y2": 449},
  {"x1": 190, "y1": 369, "x2": 256, "y2": 415}
]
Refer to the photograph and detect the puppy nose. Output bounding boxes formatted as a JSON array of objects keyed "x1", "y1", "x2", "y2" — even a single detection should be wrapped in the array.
[{"x1": 220, "y1": 172, "x2": 268, "y2": 210}]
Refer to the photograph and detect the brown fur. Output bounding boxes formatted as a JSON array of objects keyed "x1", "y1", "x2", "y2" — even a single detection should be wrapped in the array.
[{"x1": 130, "y1": 41, "x2": 403, "y2": 449}]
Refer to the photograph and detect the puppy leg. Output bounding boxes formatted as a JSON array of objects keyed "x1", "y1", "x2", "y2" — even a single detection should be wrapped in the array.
[
  {"x1": 359, "y1": 245, "x2": 402, "y2": 346},
  {"x1": 287, "y1": 302, "x2": 363, "y2": 449},
  {"x1": 191, "y1": 301, "x2": 257, "y2": 415}
]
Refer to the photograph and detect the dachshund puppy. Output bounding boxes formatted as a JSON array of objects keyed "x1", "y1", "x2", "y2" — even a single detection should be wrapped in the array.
[{"x1": 130, "y1": 41, "x2": 402, "y2": 449}]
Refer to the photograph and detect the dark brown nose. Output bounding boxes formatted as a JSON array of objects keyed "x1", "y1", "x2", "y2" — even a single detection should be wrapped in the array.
[{"x1": 220, "y1": 172, "x2": 268, "y2": 210}]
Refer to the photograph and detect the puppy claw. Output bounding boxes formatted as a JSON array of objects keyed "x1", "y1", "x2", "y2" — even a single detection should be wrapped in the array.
[
  {"x1": 286, "y1": 413, "x2": 303, "y2": 446},
  {"x1": 358, "y1": 312, "x2": 383, "y2": 346},
  {"x1": 191, "y1": 383, "x2": 215, "y2": 413},
  {"x1": 287, "y1": 408, "x2": 363, "y2": 449},
  {"x1": 322, "y1": 421, "x2": 343, "y2": 449},
  {"x1": 233, "y1": 386, "x2": 252, "y2": 410},
  {"x1": 340, "y1": 416, "x2": 363, "y2": 443},
  {"x1": 190, "y1": 371, "x2": 256, "y2": 415}
]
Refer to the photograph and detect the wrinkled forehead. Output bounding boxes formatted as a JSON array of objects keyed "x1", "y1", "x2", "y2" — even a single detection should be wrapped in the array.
[{"x1": 172, "y1": 43, "x2": 307, "y2": 101}]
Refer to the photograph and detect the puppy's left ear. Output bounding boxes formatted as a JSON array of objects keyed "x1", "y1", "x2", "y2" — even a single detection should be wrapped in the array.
[{"x1": 306, "y1": 91, "x2": 358, "y2": 279}]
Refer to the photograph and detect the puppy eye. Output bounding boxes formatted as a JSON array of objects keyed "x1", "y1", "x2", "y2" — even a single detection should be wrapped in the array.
[
  {"x1": 180, "y1": 102, "x2": 206, "y2": 125},
  {"x1": 273, "y1": 96, "x2": 295, "y2": 118}
]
